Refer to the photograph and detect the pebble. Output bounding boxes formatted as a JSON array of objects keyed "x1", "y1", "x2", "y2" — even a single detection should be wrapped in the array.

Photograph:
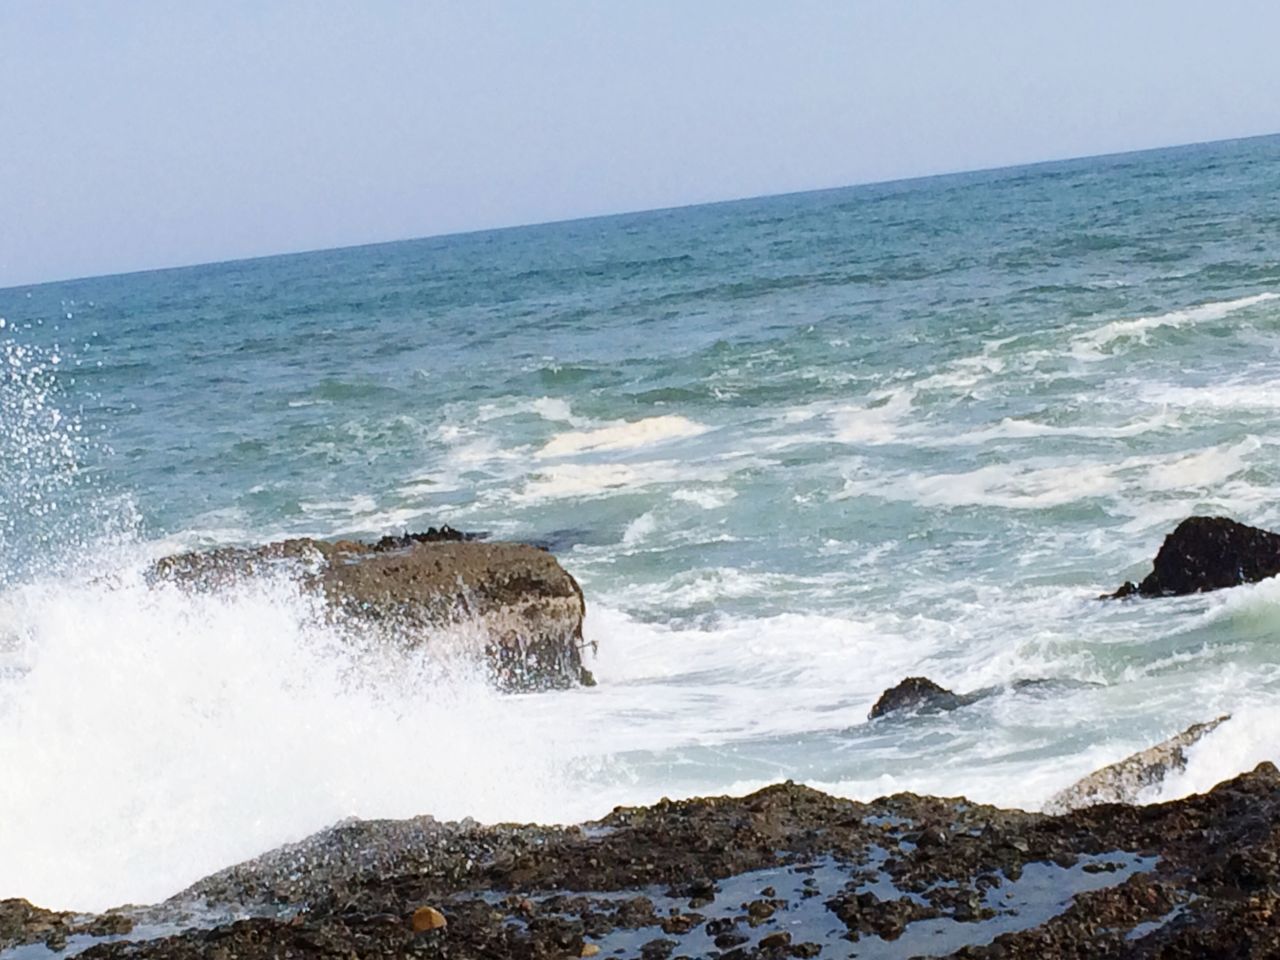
[{"x1": 410, "y1": 905, "x2": 447, "y2": 932}]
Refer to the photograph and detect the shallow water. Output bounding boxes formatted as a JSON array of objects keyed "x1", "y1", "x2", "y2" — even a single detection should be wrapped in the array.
[{"x1": 3, "y1": 134, "x2": 1280, "y2": 910}]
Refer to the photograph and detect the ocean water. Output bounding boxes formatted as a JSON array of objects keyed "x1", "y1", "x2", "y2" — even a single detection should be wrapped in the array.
[{"x1": 4, "y1": 134, "x2": 1280, "y2": 912}]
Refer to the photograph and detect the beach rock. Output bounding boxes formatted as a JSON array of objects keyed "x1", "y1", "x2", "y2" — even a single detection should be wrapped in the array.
[
  {"x1": 1110, "y1": 515, "x2": 1280, "y2": 598},
  {"x1": 0, "y1": 899, "x2": 70, "y2": 950},
  {"x1": 1043, "y1": 715, "x2": 1230, "y2": 814},
  {"x1": 152, "y1": 528, "x2": 593, "y2": 691},
  {"x1": 868, "y1": 676, "x2": 969, "y2": 719},
  {"x1": 0, "y1": 900, "x2": 133, "y2": 951}
]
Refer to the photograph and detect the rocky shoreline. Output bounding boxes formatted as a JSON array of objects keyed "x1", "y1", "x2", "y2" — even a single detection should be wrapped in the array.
[
  {"x1": 6, "y1": 761, "x2": 1280, "y2": 958},
  {"x1": 7, "y1": 515, "x2": 1280, "y2": 957}
]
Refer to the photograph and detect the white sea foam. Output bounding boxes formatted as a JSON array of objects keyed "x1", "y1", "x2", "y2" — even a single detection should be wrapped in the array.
[
  {"x1": 516, "y1": 457, "x2": 743, "y2": 503},
  {"x1": 1151, "y1": 702, "x2": 1280, "y2": 804},
  {"x1": 0, "y1": 565, "x2": 596, "y2": 911},
  {"x1": 840, "y1": 459, "x2": 1123, "y2": 510},
  {"x1": 1071, "y1": 292, "x2": 1279, "y2": 359},
  {"x1": 476, "y1": 395, "x2": 580, "y2": 424},
  {"x1": 915, "y1": 351, "x2": 1007, "y2": 393},
  {"x1": 828, "y1": 389, "x2": 916, "y2": 444},
  {"x1": 298, "y1": 493, "x2": 379, "y2": 516},
  {"x1": 922, "y1": 410, "x2": 1176, "y2": 447},
  {"x1": 537, "y1": 415, "x2": 708, "y2": 458},
  {"x1": 0, "y1": 569, "x2": 959, "y2": 911},
  {"x1": 671, "y1": 486, "x2": 737, "y2": 509},
  {"x1": 839, "y1": 437, "x2": 1263, "y2": 512},
  {"x1": 1140, "y1": 378, "x2": 1280, "y2": 411},
  {"x1": 621, "y1": 511, "x2": 659, "y2": 546},
  {"x1": 1141, "y1": 436, "x2": 1260, "y2": 491}
]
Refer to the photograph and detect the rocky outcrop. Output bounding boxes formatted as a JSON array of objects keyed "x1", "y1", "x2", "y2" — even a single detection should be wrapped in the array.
[
  {"x1": 1110, "y1": 516, "x2": 1280, "y2": 598},
  {"x1": 0, "y1": 899, "x2": 132, "y2": 952},
  {"x1": 867, "y1": 677, "x2": 1092, "y2": 721},
  {"x1": 20, "y1": 763, "x2": 1280, "y2": 958},
  {"x1": 868, "y1": 676, "x2": 971, "y2": 719},
  {"x1": 1043, "y1": 715, "x2": 1230, "y2": 814},
  {"x1": 152, "y1": 528, "x2": 593, "y2": 691}
]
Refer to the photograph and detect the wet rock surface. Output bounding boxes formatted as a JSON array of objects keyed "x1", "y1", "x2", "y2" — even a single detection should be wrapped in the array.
[
  {"x1": 13, "y1": 764, "x2": 1280, "y2": 958},
  {"x1": 0, "y1": 899, "x2": 133, "y2": 953},
  {"x1": 868, "y1": 677, "x2": 973, "y2": 719},
  {"x1": 152, "y1": 527, "x2": 593, "y2": 691},
  {"x1": 1110, "y1": 515, "x2": 1280, "y2": 598},
  {"x1": 1044, "y1": 716, "x2": 1231, "y2": 814},
  {"x1": 868, "y1": 677, "x2": 1095, "y2": 722}
]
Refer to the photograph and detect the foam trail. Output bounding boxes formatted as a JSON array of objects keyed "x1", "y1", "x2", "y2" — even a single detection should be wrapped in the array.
[
  {"x1": 537, "y1": 415, "x2": 708, "y2": 458},
  {"x1": 1072, "y1": 292, "x2": 1278, "y2": 358}
]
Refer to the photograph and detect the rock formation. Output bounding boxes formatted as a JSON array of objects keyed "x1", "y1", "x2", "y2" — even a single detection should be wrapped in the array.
[
  {"x1": 868, "y1": 676, "x2": 971, "y2": 719},
  {"x1": 1043, "y1": 715, "x2": 1230, "y2": 814},
  {"x1": 1110, "y1": 515, "x2": 1280, "y2": 598},
  {"x1": 11, "y1": 763, "x2": 1280, "y2": 957},
  {"x1": 152, "y1": 527, "x2": 593, "y2": 691}
]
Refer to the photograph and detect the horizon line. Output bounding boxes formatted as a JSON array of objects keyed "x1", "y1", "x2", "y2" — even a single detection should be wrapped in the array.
[{"x1": 5, "y1": 128, "x2": 1278, "y2": 294}]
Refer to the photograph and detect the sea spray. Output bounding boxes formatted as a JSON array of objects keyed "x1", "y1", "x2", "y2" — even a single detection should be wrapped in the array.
[{"x1": 0, "y1": 566, "x2": 592, "y2": 911}]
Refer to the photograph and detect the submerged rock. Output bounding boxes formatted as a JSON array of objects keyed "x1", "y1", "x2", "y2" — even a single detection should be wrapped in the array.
[
  {"x1": 868, "y1": 677, "x2": 1103, "y2": 722},
  {"x1": 152, "y1": 528, "x2": 593, "y2": 691},
  {"x1": 1109, "y1": 515, "x2": 1280, "y2": 598},
  {"x1": 31, "y1": 763, "x2": 1280, "y2": 959},
  {"x1": 868, "y1": 676, "x2": 970, "y2": 719},
  {"x1": 1043, "y1": 715, "x2": 1230, "y2": 814}
]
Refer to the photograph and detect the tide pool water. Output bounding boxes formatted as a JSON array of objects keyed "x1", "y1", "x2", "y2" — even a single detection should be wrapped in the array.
[{"x1": 4, "y1": 134, "x2": 1280, "y2": 911}]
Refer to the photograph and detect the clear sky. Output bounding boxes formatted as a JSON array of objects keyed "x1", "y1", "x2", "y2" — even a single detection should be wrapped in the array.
[{"x1": 3, "y1": 1, "x2": 1279, "y2": 287}]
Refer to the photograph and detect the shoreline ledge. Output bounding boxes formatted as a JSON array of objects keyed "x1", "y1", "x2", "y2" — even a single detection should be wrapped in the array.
[
  {"x1": 150, "y1": 527, "x2": 595, "y2": 691},
  {"x1": 6, "y1": 761, "x2": 1280, "y2": 958}
]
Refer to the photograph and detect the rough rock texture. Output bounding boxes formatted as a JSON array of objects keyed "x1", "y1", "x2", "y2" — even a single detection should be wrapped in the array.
[
  {"x1": 1044, "y1": 716, "x2": 1231, "y2": 815},
  {"x1": 152, "y1": 527, "x2": 593, "y2": 691},
  {"x1": 868, "y1": 678, "x2": 1102, "y2": 723},
  {"x1": 0, "y1": 899, "x2": 132, "y2": 952},
  {"x1": 1111, "y1": 515, "x2": 1280, "y2": 598},
  {"x1": 868, "y1": 676, "x2": 971, "y2": 719},
  {"x1": 16, "y1": 764, "x2": 1280, "y2": 958}
]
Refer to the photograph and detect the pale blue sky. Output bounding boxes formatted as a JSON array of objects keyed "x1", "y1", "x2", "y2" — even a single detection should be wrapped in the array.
[{"x1": 3, "y1": 1, "x2": 1279, "y2": 287}]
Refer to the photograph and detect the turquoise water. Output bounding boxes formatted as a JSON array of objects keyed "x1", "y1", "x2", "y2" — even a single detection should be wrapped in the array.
[{"x1": 4, "y1": 133, "x2": 1280, "y2": 910}]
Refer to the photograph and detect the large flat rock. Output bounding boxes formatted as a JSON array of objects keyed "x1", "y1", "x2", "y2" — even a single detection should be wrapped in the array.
[{"x1": 151, "y1": 529, "x2": 593, "y2": 691}]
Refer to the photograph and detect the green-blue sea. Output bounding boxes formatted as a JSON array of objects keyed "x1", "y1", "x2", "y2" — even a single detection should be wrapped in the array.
[{"x1": 4, "y1": 133, "x2": 1280, "y2": 911}]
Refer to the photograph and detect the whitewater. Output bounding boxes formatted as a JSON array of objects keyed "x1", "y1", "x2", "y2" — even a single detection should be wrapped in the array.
[{"x1": 5, "y1": 134, "x2": 1280, "y2": 912}]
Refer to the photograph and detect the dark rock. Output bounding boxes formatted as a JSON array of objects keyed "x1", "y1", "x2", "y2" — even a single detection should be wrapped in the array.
[
  {"x1": 1109, "y1": 515, "x2": 1280, "y2": 598},
  {"x1": 152, "y1": 530, "x2": 593, "y2": 691},
  {"x1": 24, "y1": 764, "x2": 1280, "y2": 959},
  {"x1": 758, "y1": 930, "x2": 791, "y2": 949},
  {"x1": 640, "y1": 937, "x2": 677, "y2": 959},
  {"x1": 868, "y1": 677, "x2": 967, "y2": 720},
  {"x1": 916, "y1": 824, "x2": 950, "y2": 847}
]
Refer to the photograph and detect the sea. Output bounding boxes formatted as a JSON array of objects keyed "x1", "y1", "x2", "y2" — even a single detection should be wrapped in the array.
[{"x1": 4, "y1": 133, "x2": 1280, "y2": 912}]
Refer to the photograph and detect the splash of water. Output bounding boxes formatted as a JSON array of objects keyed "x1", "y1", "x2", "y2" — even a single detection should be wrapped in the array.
[{"x1": 0, "y1": 566, "x2": 600, "y2": 911}]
